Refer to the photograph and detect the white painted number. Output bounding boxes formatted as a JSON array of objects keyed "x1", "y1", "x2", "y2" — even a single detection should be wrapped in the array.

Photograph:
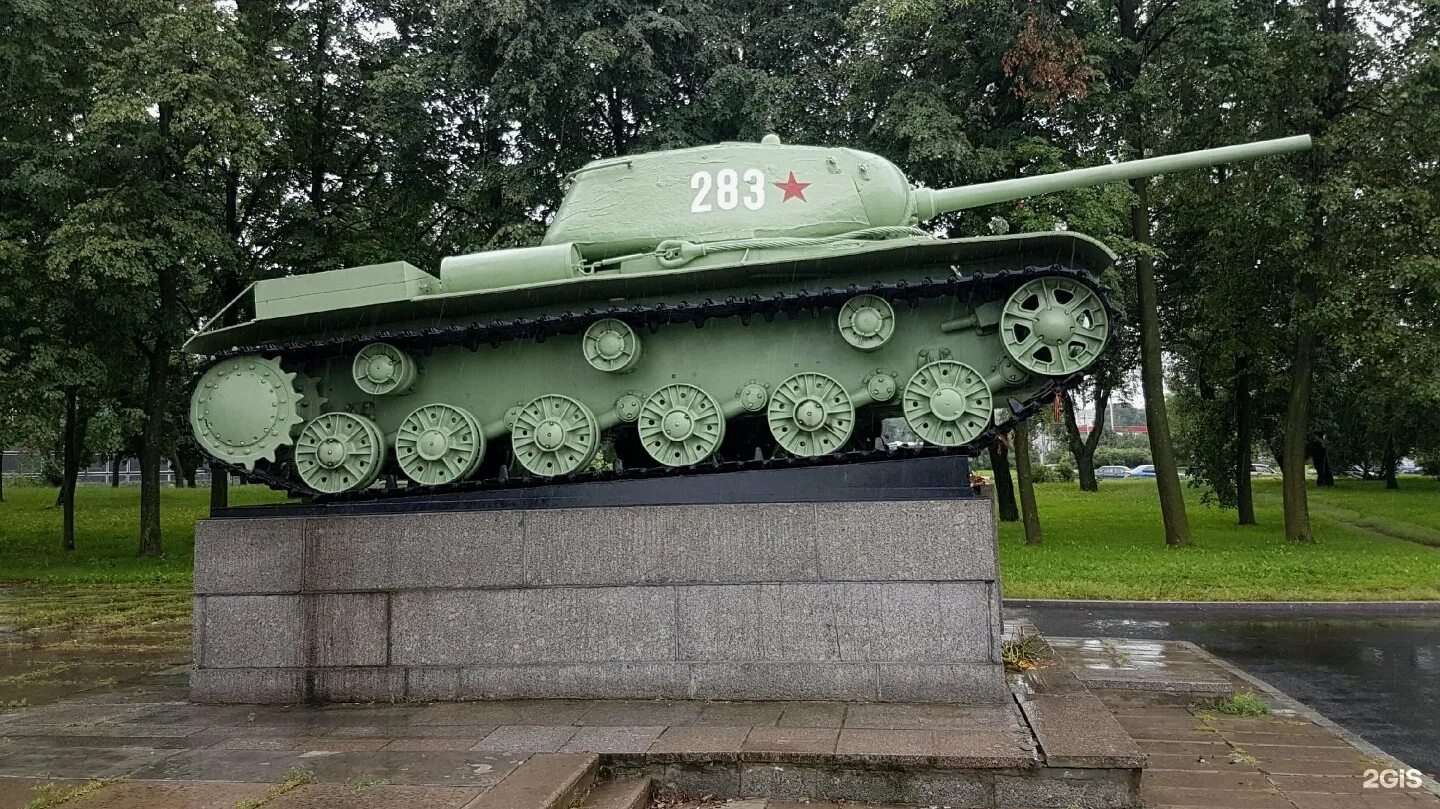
[
  {"x1": 690, "y1": 169, "x2": 766, "y2": 213},
  {"x1": 690, "y1": 171, "x2": 713, "y2": 213},
  {"x1": 743, "y1": 168, "x2": 765, "y2": 210}
]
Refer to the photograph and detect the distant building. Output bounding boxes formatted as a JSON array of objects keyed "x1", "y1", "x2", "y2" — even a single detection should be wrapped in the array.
[{"x1": 1073, "y1": 401, "x2": 1149, "y2": 435}]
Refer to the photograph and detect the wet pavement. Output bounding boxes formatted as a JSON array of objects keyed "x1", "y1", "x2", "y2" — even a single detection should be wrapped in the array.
[
  {"x1": 0, "y1": 583, "x2": 190, "y2": 710},
  {"x1": 1014, "y1": 603, "x2": 1440, "y2": 777}
]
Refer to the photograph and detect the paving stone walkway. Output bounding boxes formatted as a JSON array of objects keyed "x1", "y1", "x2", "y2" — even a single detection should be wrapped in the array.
[
  {"x1": 1049, "y1": 636, "x2": 1440, "y2": 809},
  {"x1": 0, "y1": 634, "x2": 1434, "y2": 808}
]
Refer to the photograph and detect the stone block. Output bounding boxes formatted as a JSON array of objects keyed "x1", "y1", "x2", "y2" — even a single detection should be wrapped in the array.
[
  {"x1": 833, "y1": 582, "x2": 991, "y2": 662},
  {"x1": 201, "y1": 595, "x2": 301, "y2": 668},
  {"x1": 994, "y1": 767, "x2": 1139, "y2": 809},
  {"x1": 740, "y1": 763, "x2": 989, "y2": 807},
  {"x1": 1019, "y1": 693, "x2": 1145, "y2": 768},
  {"x1": 392, "y1": 586, "x2": 675, "y2": 666},
  {"x1": 525, "y1": 504, "x2": 819, "y2": 587},
  {"x1": 688, "y1": 663, "x2": 878, "y2": 701},
  {"x1": 875, "y1": 663, "x2": 1010, "y2": 703},
  {"x1": 307, "y1": 593, "x2": 388, "y2": 666},
  {"x1": 675, "y1": 585, "x2": 838, "y2": 662},
  {"x1": 406, "y1": 668, "x2": 459, "y2": 701},
  {"x1": 459, "y1": 664, "x2": 690, "y2": 700},
  {"x1": 303, "y1": 511, "x2": 526, "y2": 592},
  {"x1": 309, "y1": 667, "x2": 406, "y2": 702},
  {"x1": 813, "y1": 499, "x2": 996, "y2": 582},
  {"x1": 190, "y1": 668, "x2": 304, "y2": 703},
  {"x1": 194, "y1": 518, "x2": 304, "y2": 594}
]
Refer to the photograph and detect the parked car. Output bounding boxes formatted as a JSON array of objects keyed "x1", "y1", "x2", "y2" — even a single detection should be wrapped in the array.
[
  {"x1": 1097, "y1": 465, "x2": 1133, "y2": 479},
  {"x1": 1251, "y1": 463, "x2": 1276, "y2": 476},
  {"x1": 1129, "y1": 464, "x2": 1156, "y2": 478},
  {"x1": 1398, "y1": 460, "x2": 1423, "y2": 475}
]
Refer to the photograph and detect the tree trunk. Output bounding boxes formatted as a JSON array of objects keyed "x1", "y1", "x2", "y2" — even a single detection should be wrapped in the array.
[
  {"x1": 210, "y1": 463, "x2": 228, "y2": 512},
  {"x1": 138, "y1": 338, "x2": 170, "y2": 556},
  {"x1": 110, "y1": 456, "x2": 121, "y2": 487},
  {"x1": 990, "y1": 440, "x2": 1019, "y2": 522},
  {"x1": 1061, "y1": 386, "x2": 1109, "y2": 492},
  {"x1": 1235, "y1": 356, "x2": 1256, "y2": 525},
  {"x1": 1129, "y1": 179, "x2": 1191, "y2": 547},
  {"x1": 61, "y1": 389, "x2": 81, "y2": 552},
  {"x1": 1280, "y1": 317, "x2": 1316, "y2": 542},
  {"x1": 1014, "y1": 419, "x2": 1043, "y2": 545},
  {"x1": 170, "y1": 450, "x2": 185, "y2": 487},
  {"x1": 1382, "y1": 432, "x2": 1398, "y2": 490},
  {"x1": 1309, "y1": 436, "x2": 1334, "y2": 487}
]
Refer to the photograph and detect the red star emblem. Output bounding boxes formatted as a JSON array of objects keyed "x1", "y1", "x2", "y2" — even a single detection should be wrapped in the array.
[{"x1": 773, "y1": 171, "x2": 811, "y2": 203}]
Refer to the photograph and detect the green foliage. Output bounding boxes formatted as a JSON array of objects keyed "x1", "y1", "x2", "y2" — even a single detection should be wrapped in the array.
[
  {"x1": 1200, "y1": 690, "x2": 1271, "y2": 717},
  {"x1": 1054, "y1": 458, "x2": 1075, "y2": 483},
  {"x1": 1093, "y1": 447, "x2": 1151, "y2": 469}
]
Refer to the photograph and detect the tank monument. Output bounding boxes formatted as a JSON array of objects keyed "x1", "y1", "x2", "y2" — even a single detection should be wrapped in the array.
[{"x1": 186, "y1": 132, "x2": 1310, "y2": 806}]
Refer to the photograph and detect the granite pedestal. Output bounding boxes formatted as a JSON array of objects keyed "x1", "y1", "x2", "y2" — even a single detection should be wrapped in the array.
[{"x1": 192, "y1": 471, "x2": 1006, "y2": 704}]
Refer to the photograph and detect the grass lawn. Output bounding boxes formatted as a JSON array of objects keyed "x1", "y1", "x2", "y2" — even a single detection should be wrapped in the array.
[
  {"x1": 0, "y1": 483, "x2": 285, "y2": 583},
  {"x1": 999, "y1": 476, "x2": 1440, "y2": 601}
]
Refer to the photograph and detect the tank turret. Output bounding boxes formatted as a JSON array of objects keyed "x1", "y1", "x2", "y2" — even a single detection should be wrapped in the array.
[{"x1": 542, "y1": 134, "x2": 1312, "y2": 260}]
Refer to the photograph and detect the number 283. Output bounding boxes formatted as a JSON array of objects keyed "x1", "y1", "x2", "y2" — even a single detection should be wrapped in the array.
[{"x1": 690, "y1": 169, "x2": 764, "y2": 213}]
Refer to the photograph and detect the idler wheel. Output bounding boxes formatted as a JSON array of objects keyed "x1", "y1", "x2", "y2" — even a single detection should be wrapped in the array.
[
  {"x1": 189, "y1": 355, "x2": 305, "y2": 469},
  {"x1": 767, "y1": 372, "x2": 855, "y2": 457},
  {"x1": 294, "y1": 412, "x2": 385, "y2": 494},
  {"x1": 638, "y1": 384, "x2": 724, "y2": 467},
  {"x1": 395, "y1": 403, "x2": 484, "y2": 485},
  {"x1": 1000, "y1": 277, "x2": 1109, "y2": 376},
  {"x1": 903, "y1": 361, "x2": 992, "y2": 447},
  {"x1": 838, "y1": 294, "x2": 896, "y2": 351},
  {"x1": 511, "y1": 394, "x2": 599, "y2": 477}
]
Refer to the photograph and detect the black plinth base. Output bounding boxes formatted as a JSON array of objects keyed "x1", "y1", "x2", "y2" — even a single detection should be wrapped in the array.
[{"x1": 213, "y1": 454, "x2": 974, "y2": 519}]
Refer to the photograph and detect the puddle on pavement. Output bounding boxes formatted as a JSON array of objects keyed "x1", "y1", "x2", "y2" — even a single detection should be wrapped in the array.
[
  {"x1": 1016, "y1": 604, "x2": 1440, "y2": 776},
  {"x1": 0, "y1": 583, "x2": 189, "y2": 711}
]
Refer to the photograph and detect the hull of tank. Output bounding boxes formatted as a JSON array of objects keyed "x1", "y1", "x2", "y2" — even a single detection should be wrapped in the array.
[{"x1": 186, "y1": 232, "x2": 1116, "y2": 497}]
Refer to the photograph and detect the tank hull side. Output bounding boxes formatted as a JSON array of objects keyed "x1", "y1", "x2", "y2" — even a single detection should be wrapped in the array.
[{"x1": 184, "y1": 232, "x2": 1115, "y2": 355}]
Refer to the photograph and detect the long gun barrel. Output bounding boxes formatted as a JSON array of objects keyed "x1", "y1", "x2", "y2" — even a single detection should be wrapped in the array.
[{"x1": 912, "y1": 134, "x2": 1312, "y2": 221}]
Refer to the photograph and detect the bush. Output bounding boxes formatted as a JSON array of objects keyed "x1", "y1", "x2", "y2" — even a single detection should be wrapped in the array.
[
  {"x1": 1054, "y1": 458, "x2": 1076, "y2": 482},
  {"x1": 1094, "y1": 446, "x2": 1152, "y2": 468},
  {"x1": 1029, "y1": 463, "x2": 1053, "y2": 484}
]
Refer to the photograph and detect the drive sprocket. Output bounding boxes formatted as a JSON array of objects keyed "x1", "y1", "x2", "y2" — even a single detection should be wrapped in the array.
[{"x1": 189, "y1": 355, "x2": 305, "y2": 468}]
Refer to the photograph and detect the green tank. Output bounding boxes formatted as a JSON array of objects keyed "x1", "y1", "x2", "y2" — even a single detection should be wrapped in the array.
[{"x1": 185, "y1": 133, "x2": 1310, "y2": 496}]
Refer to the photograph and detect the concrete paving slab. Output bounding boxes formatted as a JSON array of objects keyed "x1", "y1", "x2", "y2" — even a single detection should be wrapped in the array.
[
  {"x1": 1019, "y1": 692, "x2": 1144, "y2": 768},
  {"x1": 647, "y1": 726, "x2": 750, "y2": 762},
  {"x1": 476, "y1": 724, "x2": 580, "y2": 753},
  {"x1": 560, "y1": 726, "x2": 665, "y2": 755},
  {"x1": 293, "y1": 750, "x2": 528, "y2": 788},
  {"x1": 774, "y1": 702, "x2": 846, "y2": 727},
  {"x1": 1141, "y1": 783, "x2": 1294, "y2": 808},
  {"x1": 842, "y1": 702, "x2": 1016, "y2": 730},
  {"x1": 381, "y1": 737, "x2": 485, "y2": 752},
  {"x1": 0, "y1": 743, "x2": 175, "y2": 780},
  {"x1": 693, "y1": 702, "x2": 784, "y2": 727},
  {"x1": 122, "y1": 749, "x2": 307, "y2": 782},
  {"x1": 739, "y1": 727, "x2": 838, "y2": 763},
  {"x1": 834, "y1": 728, "x2": 930, "y2": 764},
  {"x1": 466, "y1": 753, "x2": 596, "y2": 809}
]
